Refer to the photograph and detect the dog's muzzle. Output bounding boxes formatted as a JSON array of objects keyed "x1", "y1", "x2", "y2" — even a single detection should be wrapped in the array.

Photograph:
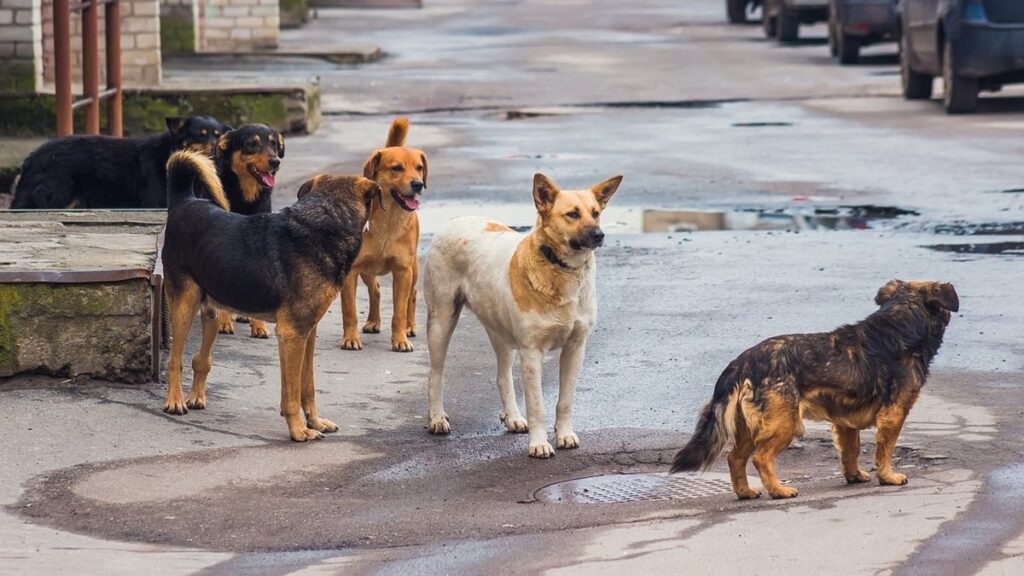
[{"x1": 570, "y1": 227, "x2": 605, "y2": 250}]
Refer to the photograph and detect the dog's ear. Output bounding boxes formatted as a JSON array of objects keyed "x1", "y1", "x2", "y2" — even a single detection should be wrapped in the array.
[
  {"x1": 297, "y1": 175, "x2": 321, "y2": 199},
  {"x1": 591, "y1": 175, "x2": 623, "y2": 209},
  {"x1": 215, "y1": 133, "x2": 231, "y2": 158},
  {"x1": 533, "y1": 173, "x2": 560, "y2": 214},
  {"x1": 927, "y1": 282, "x2": 959, "y2": 312},
  {"x1": 875, "y1": 280, "x2": 906, "y2": 306},
  {"x1": 166, "y1": 117, "x2": 186, "y2": 135},
  {"x1": 363, "y1": 150, "x2": 383, "y2": 180},
  {"x1": 420, "y1": 152, "x2": 428, "y2": 188},
  {"x1": 276, "y1": 133, "x2": 285, "y2": 159}
]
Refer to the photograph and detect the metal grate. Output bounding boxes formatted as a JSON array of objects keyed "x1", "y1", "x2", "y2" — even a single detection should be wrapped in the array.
[{"x1": 534, "y1": 473, "x2": 743, "y2": 504}]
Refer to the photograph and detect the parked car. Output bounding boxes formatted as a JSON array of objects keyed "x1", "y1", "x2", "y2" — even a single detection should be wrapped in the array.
[
  {"x1": 828, "y1": 0, "x2": 900, "y2": 64},
  {"x1": 763, "y1": 0, "x2": 830, "y2": 42},
  {"x1": 727, "y1": 0, "x2": 763, "y2": 23},
  {"x1": 900, "y1": 0, "x2": 1024, "y2": 113}
]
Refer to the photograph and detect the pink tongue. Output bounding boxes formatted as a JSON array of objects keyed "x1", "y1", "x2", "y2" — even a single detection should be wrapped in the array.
[
  {"x1": 402, "y1": 195, "x2": 420, "y2": 210},
  {"x1": 261, "y1": 172, "x2": 276, "y2": 188}
]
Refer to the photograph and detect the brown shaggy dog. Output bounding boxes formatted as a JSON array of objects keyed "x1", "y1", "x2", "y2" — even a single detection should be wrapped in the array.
[
  {"x1": 340, "y1": 117, "x2": 427, "y2": 352},
  {"x1": 671, "y1": 280, "x2": 958, "y2": 499}
]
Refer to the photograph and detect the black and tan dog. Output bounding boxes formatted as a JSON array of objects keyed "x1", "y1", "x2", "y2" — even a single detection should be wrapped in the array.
[
  {"x1": 161, "y1": 150, "x2": 379, "y2": 441},
  {"x1": 671, "y1": 280, "x2": 958, "y2": 499},
  {"x1": 208, "y1": 124, "x2": 285, "y2": 339},
  {"x1": 11, "y1": 116, "x2": 227, "y2": 209}
]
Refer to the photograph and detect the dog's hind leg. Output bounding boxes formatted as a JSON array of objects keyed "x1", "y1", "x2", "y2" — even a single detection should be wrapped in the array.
[
  {"x1": 340, "y1": 275, "x2": 363, "y2": 350},
  {"x1": 750, "y1": 383, "x2": 800, "y2": 498},
  {"x1": 164, "y1": 279, "x2": 201, "y2": 415},
  {"x1": 185, "y1": 307, "x2": 220, "y2": 410},
  {"x1": 728, "y1": 409, "x2": 761, "y2": 499},
  {"x1": 301, "y1": 327, "x2": 338, "y2": 434},
  {"x1": 521, "y1": 349, "x2": 554, "y2": 458},
  {"x1": 832, "y1": 425, "x2": 870, "y2": 483},
  {"x1": 425, "y1": 290, "x2": 462, "y2": 435},
  {"x1": 390, "y1": 267, "x2": 415, "y2": 352},
  {"x1": 361, "y1": 273, "x2": 382, "y2": 334},
  {"x1": 487, "y1": 330, "x2": 526, "y2": 433},
  {"x1": 277, "y1": 321, "x2": 321, "y2": 442},
  {"x1": 554, "y1": 334, "x2": 587, "y2": 450}
]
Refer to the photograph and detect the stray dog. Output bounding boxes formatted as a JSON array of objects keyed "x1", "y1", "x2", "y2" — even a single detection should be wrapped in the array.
[
  {"x1": 11, "y1": 116, "x2": 227, "y2": 209},
  {"x1": 340, "y1": 117, "x2": 425, "y2": 352},
  {"x1": 209, "y1": 124, "x2": 286, "y2": 339},
  {"x1": 424, "y1": 173, "x2": 623, "y2": 458},
  {"x1": 161, "y1": 150, "x2": 379, "y2": 441},
  {"x1": 671, "y1": 280, "x2": 959, "y2": 499}
]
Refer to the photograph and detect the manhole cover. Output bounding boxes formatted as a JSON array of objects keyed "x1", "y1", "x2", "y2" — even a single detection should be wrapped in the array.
[{"x1": 534, "y1": 473, "x2": 748, "y2": 504}]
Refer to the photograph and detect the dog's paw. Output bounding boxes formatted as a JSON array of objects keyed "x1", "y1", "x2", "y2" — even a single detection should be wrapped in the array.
[
  {"x1": 735, "y1": 487, "x2": 762, "y2": 500},
  {"x1": 556, "y1": 430, "x2": 580, "y2": 449},
  {"x1": 163, "y1": 398, "x2": 188, "y2": 415},
  {"x1": 767, "y1": 485, "x2": 799, "y2": 499},
  {"x1": 185, "y1": 392, "x2": 206, "y2": 410},
  {"x1": 500, "y1": 413, "x2": 528, "y2": 433},
  {"x1": 290, "y1": 427, "x2": 324, "y2": 442},
  {"x1": 306, "y1": 416, "x2": 338, "y2": 433},
  {"x1": 362, "y1": 320, "x2": 381, "y2": 334},
  {"x1": 845, "y1": 470, "x2": 871, "y2": 484},
  {"x1": 528, "y1": 441, "x2": 555, "y2": 459},
  {"x1": 218, "y1": 319, "x2": 236, "y2": 335},
  {"x1": 340, "y1": 335, "x2": 363, "y2": 350},
  {"x1": 234, "y1": 316, "x2": 250, "y2": 323},
  {"x1": 879, "y1": 472, "x2": 908, "y2": 486},
  {"x1": 428, "y1": 413, "x2": 451, "y2": 435},
  {"x1": 392, "y1": 337, "x2": 414, "y2": 352},
  {"x1": 249, "y1": 321, "x2": 270, "y2": 339}
]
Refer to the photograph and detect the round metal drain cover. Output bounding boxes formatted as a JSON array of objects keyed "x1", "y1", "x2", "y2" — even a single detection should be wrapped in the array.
[{"x1": 534, "y1": 473, "x2": 746, "y2": 504}]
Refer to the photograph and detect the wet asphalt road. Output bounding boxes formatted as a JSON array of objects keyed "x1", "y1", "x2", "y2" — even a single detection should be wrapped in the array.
[{"x1": 3, "y1": 0, "x2": 1024, "y2": 574}]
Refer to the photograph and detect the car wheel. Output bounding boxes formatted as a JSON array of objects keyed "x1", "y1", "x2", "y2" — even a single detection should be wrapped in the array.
[
  {"x1": 900, "y1": 29, "x2": 932, "y2": 100},
  {"x1": 728, "y1": 0, "x2": 748, "y2": 24},
  {"x1": 943, "y1": 39, "x2": 978, "y2": 113},
  {"x1": 777, "y1": 2, "x2": 799, "y2": 42},
  {"x1": 837, "y1": 31, "x2": 859, "y2": 64}
]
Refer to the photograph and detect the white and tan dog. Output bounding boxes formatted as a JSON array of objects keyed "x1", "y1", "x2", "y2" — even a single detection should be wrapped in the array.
[{"x1": 423, "y1": 172, "x2": 622, "y2": 458}]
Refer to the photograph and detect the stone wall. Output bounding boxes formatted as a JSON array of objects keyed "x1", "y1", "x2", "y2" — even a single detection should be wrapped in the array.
[
  {"x1": 198, "y1": 0, "x2": 279, "y2": 52},
  {"x1": 0, "y1": 0, "x2": 43, "y2": 93},
  {"x1": 40, "y1": 0, "x2": 162, "y2": 89}
]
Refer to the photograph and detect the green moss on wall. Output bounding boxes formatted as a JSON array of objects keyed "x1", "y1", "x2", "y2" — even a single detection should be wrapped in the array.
[
  {"x1": 0, "y1": 62, "x2": 37, "y2": 95},
  {"x1": 160, "y1": 16, "x2": 196, "y2": 55},
  {"x1": 0, "y1": 286, "x2": 21, "y2": 375},
  {"x1": 280, "y1": 0, "x2": 309, "y2": 29}
]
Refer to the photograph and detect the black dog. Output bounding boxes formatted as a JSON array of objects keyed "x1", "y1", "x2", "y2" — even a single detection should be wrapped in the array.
[
  {"x1": 161, "y1": 150, "x2": 380, "y2": 441},
  {"x1": 11, "y1": 116, "x2": 228, "y2": 209},
  {"x1": 207, "y1": 124, "x2": 285, "y2": 337},
  {"x1": 671, "y1": 280, "x2": 958, "y2": 500}
]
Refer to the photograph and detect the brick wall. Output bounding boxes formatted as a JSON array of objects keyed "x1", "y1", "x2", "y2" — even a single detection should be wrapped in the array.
[
  {"x1": 198, "y1": 0, "x2": 279, "y2": 52},
  {"x1": 40, "y1": 0, "x2": 162, "y2": 89},
  {"x1": 0, "y1": 0, "x2": 43, "y2": 93}
]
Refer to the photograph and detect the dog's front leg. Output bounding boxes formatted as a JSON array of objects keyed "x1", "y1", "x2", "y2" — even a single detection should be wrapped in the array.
[
  {"x1": 390, "y1": 268, "x2": 415, "y2": 352},
  {"x1": 520, "y1": 349, "x2": 554, "y2": 458},
  {"x1": 874, "y1": 402, "x2": 913, "y2": 486},
  {"x1": 277, "y1": 324, "x2": 321, "y2": 442},
  {"x1": 555, "y1": 336, "x2": 587, "y2": 450}
]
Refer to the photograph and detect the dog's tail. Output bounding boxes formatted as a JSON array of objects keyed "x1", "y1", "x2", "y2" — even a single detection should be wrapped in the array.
[
  {"x1": 670, "y1": 365, "x2": 744, "y2": 474},
  {"x1": 166, "y1": 150, "x2": 229, "y2": 210},
  {"x1": 386, "y1": 117, "x2": 409, "y2": 148}
]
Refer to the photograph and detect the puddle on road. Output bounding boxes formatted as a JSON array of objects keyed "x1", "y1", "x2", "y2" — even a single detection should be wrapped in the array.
[
  {"x1": 926, "y1": 241, "x2": 1024, "y2": 256},
  {"x1": 933, "y1": 221, "x2": 1024, "y2": 235},
  {"x1": 418, "y1": 203, "x2": 916, "y2": 235},
  {"x1": 732, "y1": 121, "x2": 794, "y2": 128}
]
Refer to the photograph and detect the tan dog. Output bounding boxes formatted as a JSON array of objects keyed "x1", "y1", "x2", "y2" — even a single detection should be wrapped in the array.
[
  {"x1": 340, "y1": 118, "x2": 426, "y2": 352},
  {"x1": 424, "y1": 173, "x2": 622, "y2": 457}
]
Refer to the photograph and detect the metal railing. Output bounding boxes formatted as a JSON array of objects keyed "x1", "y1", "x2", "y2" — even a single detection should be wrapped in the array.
[{"x1": 52, "y1": 0, "x2": 123, "y2": 137}]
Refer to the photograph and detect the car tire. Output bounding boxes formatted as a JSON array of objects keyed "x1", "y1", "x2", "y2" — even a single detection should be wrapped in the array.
[
  {"x1": 728, "y1": 0, "x2": 748, "y2": 24},
  {"x1": 900, "y1": 30, "x2": 932, "y2": 100},
  {"x1": 837, "y1": 31, "x2": 859, "y2": 64},
  {"x1": 777, "y1": 2, "x2": 799, "y2": 42},
  {"x1": 943, "y1": 39, "x2": 978, "y2": 114}
]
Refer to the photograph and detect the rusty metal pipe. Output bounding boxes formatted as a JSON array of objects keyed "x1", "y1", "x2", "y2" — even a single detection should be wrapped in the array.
[
  {"x1": 53, "y1": 0, "x2": 73, "y2": 136},
  {"x1": 105, "y1": 0, "x2": 122, "y2": 136},
  {"x1": 82, "y1": 0, "x2": 100, "y2": 134}
]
